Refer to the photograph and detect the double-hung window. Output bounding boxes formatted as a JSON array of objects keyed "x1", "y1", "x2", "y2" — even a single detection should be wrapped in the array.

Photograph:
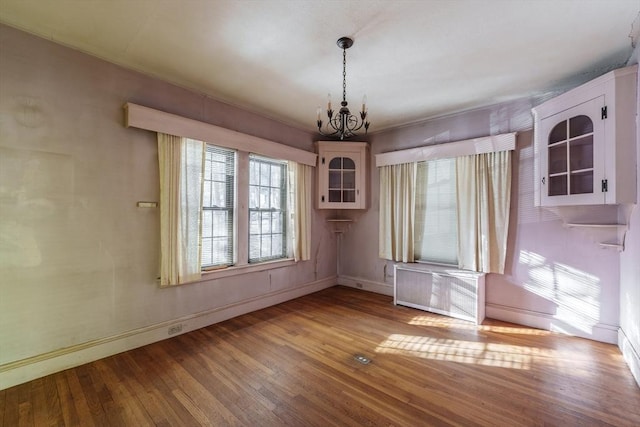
[
  {"x1": 200, "y1": 146, "x2": 291, "y2": 269},
  {"x1": 249, "y1": 155, "x2": 288, "y2": 263},
  {"x1": 201, "y1": 145, "x2": 236, "y2": 268}
]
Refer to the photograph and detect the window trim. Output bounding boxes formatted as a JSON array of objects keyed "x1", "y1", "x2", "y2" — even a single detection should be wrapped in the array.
[
  {"x1": 375, "y1": 132, "x2": 516, "y2": 167},
  {"x1": 125, "y1": 102, "x2": 317, "y2": 166}
]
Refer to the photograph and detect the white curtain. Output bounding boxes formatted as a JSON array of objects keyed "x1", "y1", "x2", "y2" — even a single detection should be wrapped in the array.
[
  {"x1": 288, "y1": 161, "x2": 312, "y2": 261},
  {"x1": 455, "y1": 150, "x2": 511, "y2": 274},
  {"x1": 158, "y1": 133, "x2": 204, "y2": 286},
  {"x1": 379, "y1": 163, "x2": 417, "y2": 262}
]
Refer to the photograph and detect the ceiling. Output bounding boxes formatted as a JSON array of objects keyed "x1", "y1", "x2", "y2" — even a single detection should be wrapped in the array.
[{"x1": 1, "y1": 1, "x2": 638, "y2": 133}]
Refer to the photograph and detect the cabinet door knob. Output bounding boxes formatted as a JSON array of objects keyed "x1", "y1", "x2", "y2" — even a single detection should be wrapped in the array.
[{"x1": 542, "y1": 177, "x2": 545, "y2": 185}]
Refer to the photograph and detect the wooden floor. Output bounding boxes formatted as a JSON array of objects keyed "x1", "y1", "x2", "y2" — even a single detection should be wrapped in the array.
[{"x1": 2, "y1": 286, "x2": 639, "y2": 427}]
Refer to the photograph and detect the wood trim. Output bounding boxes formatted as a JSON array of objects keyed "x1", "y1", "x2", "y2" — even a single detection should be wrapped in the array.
[
  {"x1": 337, "y1": 275, "x2": 393, "y2": 296},
  {"x1": 124, "y1": 103, "x2": 317, "y2": 166},
  {"x1": 619, "y1": 328, "x2": 640, "y2": 388},
  {"x1": 486, "y1": 302, "x2": 618, "y2": 344},
  {"x1": 375, "y1": 132, "x2": 517, "y2": 167}
]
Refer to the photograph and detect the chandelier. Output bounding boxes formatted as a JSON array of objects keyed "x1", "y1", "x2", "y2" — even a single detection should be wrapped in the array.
[{"x1": 316, "y1": 37, "x2": 370, "y2": 140}]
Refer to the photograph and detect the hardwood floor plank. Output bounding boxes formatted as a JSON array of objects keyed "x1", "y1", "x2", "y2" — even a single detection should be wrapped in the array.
[{"x1": 2, "y1": 286, "x2": 639, "y2": 426}]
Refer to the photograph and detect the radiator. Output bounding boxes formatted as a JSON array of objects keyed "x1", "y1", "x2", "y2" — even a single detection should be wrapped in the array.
[{"x1": 393, "y1": 263, "x2": 486, "y2": 324}]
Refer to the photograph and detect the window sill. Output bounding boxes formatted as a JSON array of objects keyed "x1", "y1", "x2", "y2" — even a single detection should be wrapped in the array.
[{"x1": 201, "y1": 258, "x2": 296, "y2": 280}]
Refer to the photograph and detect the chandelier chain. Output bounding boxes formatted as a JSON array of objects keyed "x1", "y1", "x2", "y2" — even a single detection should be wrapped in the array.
[{"x1": 342, "y1": 48, "x2": 347, "y2": 103}]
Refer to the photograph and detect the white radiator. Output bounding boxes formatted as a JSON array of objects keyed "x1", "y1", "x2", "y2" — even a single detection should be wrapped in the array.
[{"x1": 394, "y1": 263, "x2": 486, "y2": 324}]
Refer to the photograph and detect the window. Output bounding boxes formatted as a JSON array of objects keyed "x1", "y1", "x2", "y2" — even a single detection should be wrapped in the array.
[
  {"x1": 202, "y1": 145, "x2": 235, "y2": 268},
  {"x1": 249, "y1": 155, "x2": 288, "y2": 263},
  {"x1": 414, "y1": 158, "x2": 458, "y2": 265},
  {"x1": 200, "y1": 146, "x2": 291, "y2": 269}
]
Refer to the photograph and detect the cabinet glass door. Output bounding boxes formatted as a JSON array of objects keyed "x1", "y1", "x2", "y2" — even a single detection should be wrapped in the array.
[
  {"x1": 540, "y1": 97, "x2": 604, "y2": 206},
  {"x1": 328, "y1": 156, "x2": 356, "y2": 203},
  {"x1": 547, "y1": 114, "x2": 594, "y2": 196}
]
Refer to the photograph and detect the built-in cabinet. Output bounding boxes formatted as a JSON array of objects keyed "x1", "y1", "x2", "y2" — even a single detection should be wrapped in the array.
[
  {"x1": 533, "y1": 64, "x2": 637, "y2": 207},
  {"x1": 315, "y1": 141, "x2": 369, "y2": 210},
  {"x1": 532, "y1": 64, "x2": 638, "y2": 250}
]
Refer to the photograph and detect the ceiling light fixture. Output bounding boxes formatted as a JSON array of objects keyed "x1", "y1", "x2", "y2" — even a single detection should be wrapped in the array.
[{"x1": 316, "y1": 37, "x2": 370, "y2": 140}]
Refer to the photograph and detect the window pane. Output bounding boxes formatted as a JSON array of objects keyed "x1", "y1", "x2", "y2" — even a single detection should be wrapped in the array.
[
  {"x1": 249, "y1": 238, "x2": 260, "y2": 260},
  {"x1": 272, "y1": 212, "x2": 282, "y2": 233},
  {"x1": 270, "y1": 188, "x2": 281, "y2": 209},
  {"x1": 212, "y1": 182, "x2": 226, "y2": 207},
  {"x1": 249, "y1": 211, "x2": 260, "y2": 234},
  {"x1": 249, "y1": 185, "x2": 259, "y2": 209},
  {"x1": 202, "y1": 238, "x2": 213, "y2": 265},
  {"x1": 342, "y1": 158, "x2": 355, "y2": 169},
  {"x1": 329, "y1": 171, "x2": 341, "y2": 188},
  {"x1": 202, "y1": 209, "x2": 212, "y2": 236},
  {"x1": 259, "y1": 187, "x2": 270, "y2": 208},
  {"x1": 261, "y1": 211, "x2": 272, "y2": 234},
  {"x1": 271, "y1": 164, "x2": 281, "y2": 187},
  {"x1": 260, "y1": 162, "x2": 270, "y2": 185},
  {"x1": 260, "y1": 235, "x2": 272, "y2": 257},
  {"x1": 272, "y1": 234, "x2": 283, "y2": 255},
  {"x1": 249, "y1": 161, "x2": 259, "y2": 185},
  {"x1": 343, "y1": 171, "x2": 355, "y2": 189}
]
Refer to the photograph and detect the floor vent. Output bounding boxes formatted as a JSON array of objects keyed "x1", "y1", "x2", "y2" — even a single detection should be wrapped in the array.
[{"x1": 354, "y1": 354, "x2": 371, "y2": 365}]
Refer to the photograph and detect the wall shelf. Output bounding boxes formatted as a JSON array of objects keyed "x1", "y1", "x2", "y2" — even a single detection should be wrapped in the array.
[
  {"x1": 326, "y1": 218, "x2": 353, "y2": 234},
  {"x1": 554, "y1": 207, "x2": 632, "y2": 251}
]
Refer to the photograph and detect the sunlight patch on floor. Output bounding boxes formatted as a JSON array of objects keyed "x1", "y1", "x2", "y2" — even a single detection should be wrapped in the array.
[
  {"x1": 374, "y1": 334, "x2": 539, "y2": 369},
  {"x1": 408, "y1": 315, "x2": 551, "y2": 336}
]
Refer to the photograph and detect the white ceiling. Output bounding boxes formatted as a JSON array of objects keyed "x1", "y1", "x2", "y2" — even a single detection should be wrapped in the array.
[{"x1": 1, "y1": 1, "x2": 638, "y2": 133}]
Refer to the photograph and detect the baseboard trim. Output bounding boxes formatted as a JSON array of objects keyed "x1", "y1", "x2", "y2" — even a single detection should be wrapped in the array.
[
  {"x1": 0, "y1": 276, "x2": 337, "y2": 390},
  {"x1": 619, "y1": 328, "x2": 640, "y2": 388},
  {"x1": 337, "y1": 275, "x2": 393, "y2": 296},
  {"x1": 486, "y1": 303, "x2": 618, "y2": 344}
]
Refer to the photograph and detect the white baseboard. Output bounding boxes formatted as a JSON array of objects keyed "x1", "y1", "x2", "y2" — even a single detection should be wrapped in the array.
[
  {"x1": 486, "y1": 303, "x2": 618, "y2": 344},
  {"x1": 619, "y1": 328, "x2": 640, "y2": 388},
  {"x1": 337, "y1": 275, "x2": 393, "y2": 296},
  {"x1": 0, "y1": 276, "x2": 336, "y2": 390}
]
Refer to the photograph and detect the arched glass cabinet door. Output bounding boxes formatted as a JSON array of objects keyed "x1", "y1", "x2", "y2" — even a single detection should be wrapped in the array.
[
  {"x1": 547, "y1": 114, "x2": 594, "y2": 197},
  {"x1": 328, "y1": 156, "x2": 356, "y2": 203},
  {"x1": 538, "y1": 96, "x2": 604, "y2": 206}
]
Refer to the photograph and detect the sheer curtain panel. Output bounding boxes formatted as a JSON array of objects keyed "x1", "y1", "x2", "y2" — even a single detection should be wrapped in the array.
[
  {"x1": 288, "y1": 161, "x2": 312, "y2": 261},
  {"x1": 455, "y1": 150, "x2": 511, "y2": 274},
  {"x1": 379, "y1": 163, "x2": 417, "y2": 262},
  {"x1": 158, "y1": 133, "x2": 204, "y2": 286}
]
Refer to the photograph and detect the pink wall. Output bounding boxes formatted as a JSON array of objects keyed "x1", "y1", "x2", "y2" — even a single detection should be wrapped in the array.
[
  {"x1": 0, "y1": 24, "x2": 338, "y2": 387},
  {"x1": 619, "y1": 47, "x2": 640, "y2": 384},
  {"x1": 340, "y1": 98, "x2": 625, "y2": 344}
]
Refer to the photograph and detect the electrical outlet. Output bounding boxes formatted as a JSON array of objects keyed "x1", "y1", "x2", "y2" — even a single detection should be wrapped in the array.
[{"x1": 168, "y1": 324, "x2": 183, "y2": 335}]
